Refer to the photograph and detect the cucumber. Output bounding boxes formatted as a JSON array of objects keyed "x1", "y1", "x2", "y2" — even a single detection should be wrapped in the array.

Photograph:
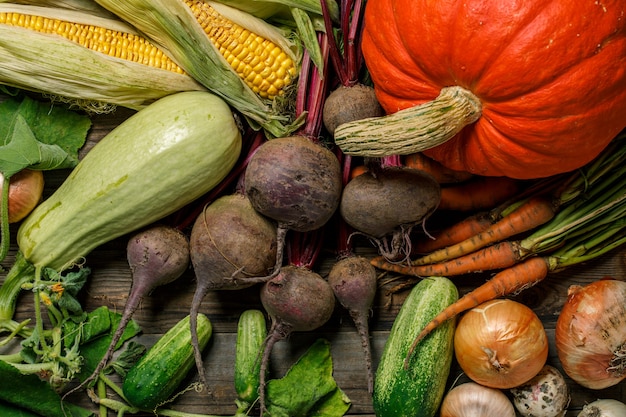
[
  {"x1": 122, "y1": 314, "x2": 212, "y2": 410},
  {"x1": 234, "y1": 309, "x2": 267, "y2": 411},
  {"x1": 373, "y1": 276, "x2": 458, "y2": 417},
  {"x1": 17, "y1": 91, "x2": 242, "y2": 272}
]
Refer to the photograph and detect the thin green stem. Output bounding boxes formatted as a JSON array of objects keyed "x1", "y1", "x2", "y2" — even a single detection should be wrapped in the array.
[
  {"x1": 0, "y1": 175, "x2": 9, "y2": 263},
  {"x1": 0, "y1": 252, "x2": 35, "y2": 322}
]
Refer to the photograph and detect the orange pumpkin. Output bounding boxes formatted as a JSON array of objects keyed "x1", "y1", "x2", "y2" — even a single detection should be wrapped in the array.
[{"x1": 336, "y1": 0, "x2": 626, "y2": 179}]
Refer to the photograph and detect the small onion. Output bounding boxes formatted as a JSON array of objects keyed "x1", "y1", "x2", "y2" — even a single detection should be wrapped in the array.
[
  {"x1": 555, "y1": 279, "x2": 626, "y2": 390},
  {"x1": 510, "y1": 364, "x2": 570, "y2": 417},
  {"x1": 577, "y1": 399, "x2": 626, "y2": 417},
  {"x1": 440, "y1": 382, "x2": 516, "y2": 417},
  {"x1": 454, "y1": 299, "x2": 549, "y2": 389},
  {"x1": 0, "y1": 169, "x2": 45, "y2": 223}
]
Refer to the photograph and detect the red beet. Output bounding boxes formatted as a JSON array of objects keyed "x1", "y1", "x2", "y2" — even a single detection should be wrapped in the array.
[
  {"x1": 65, "y1": 224, "x2": 189, "y2": 395},
  {"x1": 327, "y1": 255, "x2": 378, "y2": 393},
  {"x1": 244, "y1": 136, "x2": 342, "y2": 277},
  {"x1": 188, "y1": 192, "x2": 277, "y2": 384},
  {"x1": 339, "y1": 166, "x2": 441, "y2": 261},
  {"x1": 258, "y1": 265, "x2": 336, "y2": 415}
]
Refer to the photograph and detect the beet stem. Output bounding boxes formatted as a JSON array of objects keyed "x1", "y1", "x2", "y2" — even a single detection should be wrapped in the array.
[
  {"x1": 349, "y1": 310, "x2": 374, "y2": 394},
  {"x1": 258, "y1": 320, "x2": 291, "y2": 417},
  {"x1": 190, "y1": 281, "x2": 212, "y2": 388}
]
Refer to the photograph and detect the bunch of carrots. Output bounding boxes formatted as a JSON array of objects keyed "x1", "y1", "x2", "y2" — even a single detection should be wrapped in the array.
[{"x1": 370, "y1": 132, "x2": 626, "y2": 364}]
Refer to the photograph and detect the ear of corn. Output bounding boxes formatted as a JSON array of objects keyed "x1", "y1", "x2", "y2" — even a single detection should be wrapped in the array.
[
  {"x1": 95, "y1": 0, "x2": 304, "y2": 137},
  {"x1": 0, "y1": 3, "x2": 204, "y2": 111}
]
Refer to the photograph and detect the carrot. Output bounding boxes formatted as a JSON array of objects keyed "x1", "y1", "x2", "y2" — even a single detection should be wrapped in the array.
[
  {"x1": 403, "y1": 256, "x2": 550, "y2": 368},
  {"x1": 349, "y1": 165, "x2": 369, "y2": 180},
  {"x1": 371, "y1": 241, "x2": 528, "y2": 277},
  {"x1": 412, "y1": 211, "x2": 495, "y2": 254},
  {"x1": 438, "y1": 176, "x2": 522, "y2": 212},
  {"x1": 403, "y1": 152, "x2": 473, "y2": 184},
  {"x1": 412, "y1": 196, "x2": 556, "y2": 266}
]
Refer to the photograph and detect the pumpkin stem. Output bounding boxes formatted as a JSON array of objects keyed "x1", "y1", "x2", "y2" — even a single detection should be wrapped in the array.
[{"x1": 334, "y1": 86, "x2": 482, "y2": 156}]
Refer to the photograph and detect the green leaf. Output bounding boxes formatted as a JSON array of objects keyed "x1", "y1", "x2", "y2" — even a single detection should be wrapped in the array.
[
  {"x1": 74, "y1": 308, "x2": 142, "y2": 382},
  {"x1": 308, "y1": 387, "x2": 351, "y2": 417},
  {"x1": 0, "y1": 360, "x2": 94, "y2": 417},
  {"x1": 266, "y1": 339, "x2": 350, "y2": 417},
  {"x1": 17, "y1": 97, "x2": 90, "y2": 164},
  {"x1": 0, "y1": 400, "x2": 41, "y2": 417},
  {"x1": 105, "y1": 341, "x2": 146, "y2": 378},
  {"x1": 0, "y1": 95, "x2": 90, "y2": 176}
]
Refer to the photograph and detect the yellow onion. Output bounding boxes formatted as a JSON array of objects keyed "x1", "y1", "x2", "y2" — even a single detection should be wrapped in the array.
[
  {"x1": 1, "y1": 169, "x2": 45, "y2": 223},
  {"x1": 454, "y1": 299, "x2": 549, "y2": 389},
  {"x1": 440, "y1": 382, "x2": 516, "y2": 417},
  {"x1": 555, "y1": 279, "x2": 626, "y2": 390}
]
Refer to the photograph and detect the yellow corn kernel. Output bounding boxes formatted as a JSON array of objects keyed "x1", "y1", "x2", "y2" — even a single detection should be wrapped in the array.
[
  {"x1": 184, "y1": 0, "x2": 297, "y2": 99},
  {"x1": 0, "y1": 11, "x2": 185, "y2": 74}
]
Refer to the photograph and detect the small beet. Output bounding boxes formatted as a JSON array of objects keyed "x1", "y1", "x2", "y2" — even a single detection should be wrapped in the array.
[
  {"x1": 188, "y1": 192, "x2": 277, "y2": 384},
  {"x1": 323, "y1": 84, "x2": 384, "y2": 136},
  {"x1": 340, "y1": 166, "x2": 440, "y2": 260},
  {"x1": 244, "y1": 136, "x2": 342, "y2": 276},
  {"x1": 328, "y1": 255, "x2": 378, "y2": 394},
  {"x1": 65, "y1": 224, "x2": 189, "y2": 395},
  {"x1": 257, "y1": 265, "x2": 336, "y2": 415}
]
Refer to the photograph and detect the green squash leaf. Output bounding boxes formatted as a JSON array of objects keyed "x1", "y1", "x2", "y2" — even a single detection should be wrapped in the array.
[
  {"x1": 266, "y1": 338, "x2": 351, "y2": 417},
  {"x1": 0, "y1": 360, "x2": 94, "y2": 417},
  {"x1": 0, "y1": 95, "x2": 90, "y2": 176}
]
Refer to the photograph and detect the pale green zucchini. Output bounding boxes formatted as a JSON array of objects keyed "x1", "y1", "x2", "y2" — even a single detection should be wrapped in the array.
[
  {"x1": 17, "y1": 91, "x2": 242, "y2": 271},
  {"x1": 373, "y1": 276, "x2": 458, "y2": 417}
]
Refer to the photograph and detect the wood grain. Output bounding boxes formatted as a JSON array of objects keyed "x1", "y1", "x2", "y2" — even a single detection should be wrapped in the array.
[{"x1": 2, "y1": 105, "x2": 625, "y2": 416}]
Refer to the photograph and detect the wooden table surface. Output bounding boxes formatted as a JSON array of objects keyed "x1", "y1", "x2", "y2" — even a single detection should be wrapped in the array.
[{"x1": 3, "y1": 106, "x2": 626, "y2": 417}]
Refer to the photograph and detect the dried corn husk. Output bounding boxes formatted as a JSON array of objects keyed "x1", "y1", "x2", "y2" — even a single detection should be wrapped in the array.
[
  {"x1": 0, "y1": 0, "x2": 116, "y2": 18},
  {"x1": 95, "y1": 0, "x2": 305, "y2": 137},
  {"x1": 0, "y1": 4, "x2": 205, "y2": 112}
]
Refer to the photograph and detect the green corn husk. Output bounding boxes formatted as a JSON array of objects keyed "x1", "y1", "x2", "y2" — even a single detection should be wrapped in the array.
[
  {"x1": 0, "y1": 4, "x2": 205, "y2": 112},
  {"x1": 0, "y1": 0, "x2": 117, "y2": 18},
  {"x1": 213, "y1": 0, "x2": 339, "y2": 22},
  {"x1": 95, "y1": 0, "x2": 306, "y2": 137}
]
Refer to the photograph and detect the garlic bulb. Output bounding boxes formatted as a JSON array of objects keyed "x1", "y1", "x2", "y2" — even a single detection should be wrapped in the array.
[
  {"x1": 510, "y1": 364, "x2": 570, "y2": 417},
  {"x1": 440, "y1": 382, "x2": 516, "y2": 417},
  {"x1": 577, "y1": 399, "x2": 626, "y2": 417}
]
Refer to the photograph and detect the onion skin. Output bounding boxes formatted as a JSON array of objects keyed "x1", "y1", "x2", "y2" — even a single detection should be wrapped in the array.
[
  {"x1": 577, "y1": 399, "x2": 626, "y2": 417},
  {"x1": 555, "y1": 279, "x2": 626, "y2": 390},
  {"x1": 454, "y1": 299, "x2": 549, "y2": 389},
  {"x1": 1, "y1": 169, "x2": 45, "y2": 223},
  {"x1": 440, "y1": 382, "x2": 516, "y2": 417}
]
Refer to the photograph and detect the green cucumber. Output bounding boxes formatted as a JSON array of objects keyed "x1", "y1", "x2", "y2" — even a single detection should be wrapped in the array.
[
  {"x1": 122, "y1": 314, "x2": 212, "y2": 410},
  {"x1": 17, "y1": 91, "x2": 242, "y2": 272},
  {"x1": 234, "y1": 309, "x2": 267, "y2": 412},
  {"x1": 373, "y1": 276, "x2": 458, "y2": 417}
]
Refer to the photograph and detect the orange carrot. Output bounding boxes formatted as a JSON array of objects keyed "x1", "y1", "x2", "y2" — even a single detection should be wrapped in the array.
[
  {"x1": 438, "y1": 176, "x2": 522, "y2": 212},
  {"x1": 412, "y1": 196, "x2": 556, "y2": 266},
  {"x1": 404, "y1": 256, "x2": 550, "y2": 368},
  {"x1": 349, "y1": 165, "x2": 369, "y2": 180},
  {"x1": 412, "y1": 211, "x2": 495, "y2": 254},
  {"x1": 371, "y1": 241, "x2": 529, "y2": 277},
  {"x1": 404, "y1": 152, "x2": 473, "y2": 184}
]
